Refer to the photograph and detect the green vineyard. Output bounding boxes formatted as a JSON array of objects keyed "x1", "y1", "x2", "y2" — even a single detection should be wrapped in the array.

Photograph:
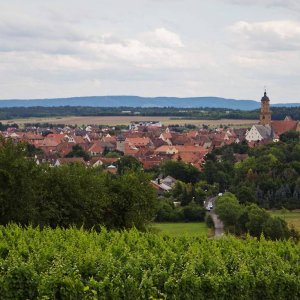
[{"x1": 0, "y1": 225, "x2": 299, "y2": 299}]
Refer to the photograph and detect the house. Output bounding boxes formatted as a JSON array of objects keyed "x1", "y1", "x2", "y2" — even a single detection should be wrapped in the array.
[
  {"x1": 151, "y1": 175, "x2": 177, "y2": 195},
  {"x1": 154, "y1": 145, "x2": 178, "y2": 155},
  {"x1": 88, "y1": 156, "x2": 119, "y2": 167},
  {"x1": 56, "y1": 142, "x2": 74, "y2": 157},
  {"x1": 245, "y1": 124, "x2": 273, "y2": 143},
  {"x1": 129, "y1": 121, "x2": 162, "y2": 130},
  {"x1": 124, "y1": 142, "x2": 139, "y2": 156},
  {"x1": 139, "y1": 156, "x2": 165, "y2": 169},
  {"x1": 88, "y1": 142, "x2": 104, "y2": 156},
  {"x1": 125, "y1": 137, "x2": 152, "y2": 148}
]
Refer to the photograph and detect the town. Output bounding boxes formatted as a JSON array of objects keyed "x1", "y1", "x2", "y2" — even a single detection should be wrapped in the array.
[{"x1": 2, "y1": 91, "x2": 299, "y2": 177}]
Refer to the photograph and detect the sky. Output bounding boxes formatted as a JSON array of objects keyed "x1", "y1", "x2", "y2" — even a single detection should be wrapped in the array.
[{"x1": 0, "y1": 0, "x2": 299, "y2": 103}]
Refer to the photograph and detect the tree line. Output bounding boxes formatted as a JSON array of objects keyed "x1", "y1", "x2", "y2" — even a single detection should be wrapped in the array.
[
  {"x1": 0, "y1": 106, "x2": 300, "y2": 120},
  {"x1": 214, "y1": 192, "x2": 299, "y2": 241}
]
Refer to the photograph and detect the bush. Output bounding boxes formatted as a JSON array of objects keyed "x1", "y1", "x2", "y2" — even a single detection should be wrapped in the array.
[
  {"x1": 182, "y1": 204, "x2": 206, "y2": 222},
  {"x1": 155, "y1": 201, "x2": 205, "y2": 222},
  {"x1": 155, "y1": 200, "x2": 184, "y2": 222}
]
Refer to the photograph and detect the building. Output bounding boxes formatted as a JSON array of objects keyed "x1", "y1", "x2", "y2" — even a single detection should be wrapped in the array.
[
  {"x1": 129, "y1": 121, "x2": 162, "y2": 131},
  {"x1": 260, "y1": 90, "x2": 271, "y2": 125},
  {"x1": 246, "y1": 90, "x2": 273, "y2": 142},
  {"x1": 245, "y1": 124, "x2": 273, "y2": 143},
  {"x1": 246, "y1": 90, "x2": 300, "y2": 143}
]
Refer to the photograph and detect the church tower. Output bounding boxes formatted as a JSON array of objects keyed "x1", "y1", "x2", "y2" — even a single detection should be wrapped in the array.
[{"x1": 260, "y1": 90, "x2": 271, "y2": 125}]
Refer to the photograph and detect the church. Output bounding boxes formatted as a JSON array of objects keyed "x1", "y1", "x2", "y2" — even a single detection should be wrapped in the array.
[{"x1": 245, "y1": 91, "x2": 300, "y2": 143}]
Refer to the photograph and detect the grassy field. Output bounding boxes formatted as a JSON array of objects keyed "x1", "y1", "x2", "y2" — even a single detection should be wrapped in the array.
[
  {"x1": 151, "y1": 222, "x2": 208, "y2": 237},
  {"x1": 1, "y1": 116, "x2": 257, "y2": 127},
  {"x1": 269, "y1": 210, "x2": 300, "y2": 231}
]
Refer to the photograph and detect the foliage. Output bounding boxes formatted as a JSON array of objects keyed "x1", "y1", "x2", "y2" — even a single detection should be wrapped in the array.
[
  {"x1": 66, "y1": 144, "x2": 90, "y2": 161},
  {"x1": 26, "y1": 143, "x2": 44, "y2": 157},
  {"x1": 0, "y1": 138, "x2": 157, "y2": 230},
  {"x1": 104, "y1": 151, "x2": 123, "y2": 158},
  {"x1": 0, "y1": 122, "x2": 19, "y2": 130},
  {"x1": 105, "y1": 171, "x2": 157, "y2": 230},
  {"x1": 182, "y1": 203, "x2": 206, "y2": 221},
  {"x1": 215, "y1": 193, "x2": 299, "y2": 241},
  {"x1": 155, "y1": 200, "x2": 184, "y2": 222},
  {"x1": 0, "y1": 225, "x2": 299, "y2": 299},
  {"x1": 116, "y1": 155, "x2": 142, "y2": 174},
  {"x1": 280, "y1": 130, "x2": 300, "y2": 143},
  {"x1": 161, "y1": 160, "x2": 200, "y2": 183},
  {"x1": 155, "y1": 200, "x2": 205, "y2": 222},
  {"x1": 205, "y1": 214, "x2": 214, "y2": 228},
  {"x1": 215, "y1": 193, "x2": 242, "y2": 231},
  {"x1": 203, "y1": 140, "x2": 300, "y2": 209}
]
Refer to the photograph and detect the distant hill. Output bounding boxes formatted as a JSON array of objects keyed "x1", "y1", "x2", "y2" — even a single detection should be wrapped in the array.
[{"x1": 0, "y1": 96, "x2": 298, "y2": 110}]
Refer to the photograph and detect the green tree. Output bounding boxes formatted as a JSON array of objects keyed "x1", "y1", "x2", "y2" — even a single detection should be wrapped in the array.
[
  {"x1": 262, "y1": 217, "x2": 290, "y2": 240},
  {"x1": 245, "y1": 204, "x2": 270, "y2": 237},
  {"x1": 117, "y1": 156, "x2": 142, "y2": 174},
  {"x1": 235, "y1": 185, "x2": 256, "y2": 204},
  {"x1": 215, "y1": 193, "x2": 242, "y2": 232},
  {"x1": 37, "y1": 164, "x2": 109, "y2": 229},
  {"x1": 66, "y1": 144, "x2": 90, "y2": 161},
  {"x1": 182, "y1": 203, "x2": 205, "y2": 221},
  {"x1": 0, "y1": 138, "x2": 42, "y2": 225},
  {"x1": 106, "y1": 171, "x2": 157, "y2": 230},
  {"x1": 280, "y1": 130, "x2": 300, "y2": 143},
  {"x1": 161, "y1": 160, "x2": 200, "y2": 183}
]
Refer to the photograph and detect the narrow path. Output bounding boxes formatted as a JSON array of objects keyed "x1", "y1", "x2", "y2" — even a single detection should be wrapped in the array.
[
  {"x1": 205, "y1": 196, "x2": 224, "y2": 237},
  {"x1": 210, "y1": 211, "x2": 224, "y2": 237}
]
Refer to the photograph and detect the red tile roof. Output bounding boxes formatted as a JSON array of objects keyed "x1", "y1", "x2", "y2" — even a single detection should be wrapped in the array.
[
  {"x1": 271, "y1": 120, "x2": 298, "y2": 136},
  {"x1": 125, "y1": 137, "x2": 151, "y2": 147},
  {"x1": 88, "y1": 142, "x2": 104, "y2": 154}
]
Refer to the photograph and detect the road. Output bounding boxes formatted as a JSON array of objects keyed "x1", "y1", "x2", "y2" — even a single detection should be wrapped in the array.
[{"x1": 204, "y1": 196, "x2": 224, "y2": 237}]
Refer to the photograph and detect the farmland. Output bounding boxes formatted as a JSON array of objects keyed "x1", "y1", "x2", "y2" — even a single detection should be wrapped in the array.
[{"x1": 1, "y1": 115, "x2": 257, "y2": 127}]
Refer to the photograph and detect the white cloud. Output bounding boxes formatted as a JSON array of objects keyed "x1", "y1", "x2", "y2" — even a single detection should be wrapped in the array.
[
  {"x1": 141, "y1": 27, "x2": 184, "y2": 47},
  {"x1": 0, "y1": 0, "x2": 299, "y2": 102},
  {"x1": 0, "y1": 18, "x2": 186, "y2": 70},
  {"x1": 221, "y1": 0, "x2": 300, "y2": 10},
  {"x1": 229, "y1": 20, "x2": 300, "y2": 51}
]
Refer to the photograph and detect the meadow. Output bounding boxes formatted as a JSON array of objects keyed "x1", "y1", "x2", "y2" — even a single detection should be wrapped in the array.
[
  {"x1": 2, "y1": 116, "x2": 257, "y2": 127},
  {"x1": 269, "y1": 210, "x2": 300, "y2": 231},
  {"x1": 151, "y1": 222, "x2": 208, "y2": 237}
]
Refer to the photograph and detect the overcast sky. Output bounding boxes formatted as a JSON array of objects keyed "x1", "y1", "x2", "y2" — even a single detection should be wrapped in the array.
[{"x1": 0, "y1": 0, "x2": 299, "y2": 103}]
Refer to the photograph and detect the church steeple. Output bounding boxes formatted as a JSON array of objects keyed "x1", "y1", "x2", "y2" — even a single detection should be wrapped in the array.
[{"x1": 260, "y1": 89, "x2": 271, "y2": 125}]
